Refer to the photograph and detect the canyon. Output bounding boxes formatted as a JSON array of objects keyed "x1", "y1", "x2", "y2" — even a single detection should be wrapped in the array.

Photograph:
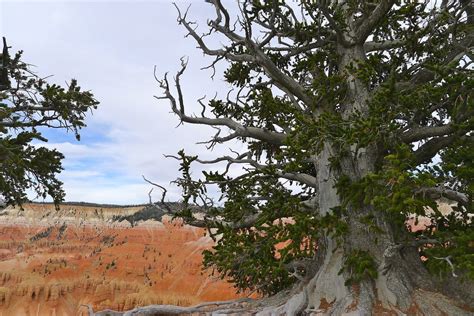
[
  {"x1": 0, "y1": 203, "x2": 244, "y2": 316},
  {"x1": 0, "y1": 201, "x2": 454, "y2": 316}
]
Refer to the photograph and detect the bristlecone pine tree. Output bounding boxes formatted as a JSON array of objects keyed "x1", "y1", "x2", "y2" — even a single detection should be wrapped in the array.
[
  {"x1": 0, "y1": 38, "x2": 98, "y2": 206},
  {"x1": 133, "y1": 1, "x2": 474, "y2": 315}
]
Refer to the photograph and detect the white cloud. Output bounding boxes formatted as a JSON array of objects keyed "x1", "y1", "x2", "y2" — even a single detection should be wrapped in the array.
[
  {"x1": 59, "y1": 170, "x2": 103, "y2": 179},
  {"x1": 4, "y1": 1, "x2": 245, "y2": 204},
  {"x1": 60, "y1": 181, "x2": 151, "y2": 205},
  {"x1": 36, "y1": 142, "x2": 97, "y2": 159}
]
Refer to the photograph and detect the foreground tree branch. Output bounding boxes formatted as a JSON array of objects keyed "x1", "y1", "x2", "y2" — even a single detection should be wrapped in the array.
[
  {"x1": 0, "y1": 37, "x2": 98, "y2": 205},
  {"x1": 417, "y1": 187, "x2": 469, "y2": 209},
  {"x1": 154, "y1": 60, "x2": 287, "y2": 146}
]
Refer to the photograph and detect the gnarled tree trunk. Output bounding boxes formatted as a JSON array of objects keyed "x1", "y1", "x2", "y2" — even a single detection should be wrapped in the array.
[
  {"x1": 95, "y1": 0, "x2": 474, "y2": 314},
  {"x1": 251, "y1": 143, "x2": 473, "y2": 315},
  {"x1": 269, "y1": 44, "x2": 474, "y2": 315},
  {"x1": 92, "y1": 146, "x2": 473, "y2": 316}
]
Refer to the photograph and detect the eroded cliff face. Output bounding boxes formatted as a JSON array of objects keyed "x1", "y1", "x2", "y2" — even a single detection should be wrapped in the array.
[{"x1": 0, "y1": 203, "x2": 243, "y2": 316}]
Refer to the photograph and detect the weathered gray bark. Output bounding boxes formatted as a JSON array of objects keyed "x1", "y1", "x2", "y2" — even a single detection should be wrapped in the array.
[{"x1": 251, "y1": 141, "x2": 473, "y2": 315}]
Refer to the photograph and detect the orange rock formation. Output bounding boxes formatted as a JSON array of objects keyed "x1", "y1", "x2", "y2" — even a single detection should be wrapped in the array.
[
  {"x1": 0, "y1": 203, "x2": 243, "y2": 315},
  {"x1": 0, "y1": 202, "x2": 451, "y2": 315}
]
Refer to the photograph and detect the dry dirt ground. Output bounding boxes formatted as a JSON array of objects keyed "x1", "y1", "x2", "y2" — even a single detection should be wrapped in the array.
[{"x1": 0, "y1": 203, "x2": 245, "y2": 316}]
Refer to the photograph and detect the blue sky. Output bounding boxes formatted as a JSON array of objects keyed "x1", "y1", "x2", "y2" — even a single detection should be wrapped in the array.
[{"x1": 1, "y1": 1, "x2": 243, "y2": 204}]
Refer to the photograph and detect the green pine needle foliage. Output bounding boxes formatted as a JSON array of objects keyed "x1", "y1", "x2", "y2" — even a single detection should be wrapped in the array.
[
  {"x1": 164, "y1": 1, "x2": 473, "y2": 295},
  {"x1": 0, "y1": 39, "x2": 98, "y2": 205}
]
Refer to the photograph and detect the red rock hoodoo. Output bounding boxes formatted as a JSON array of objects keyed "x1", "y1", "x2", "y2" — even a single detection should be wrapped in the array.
[{"x1": 0, "y1": 203, "x2": 244, "y2": 315}]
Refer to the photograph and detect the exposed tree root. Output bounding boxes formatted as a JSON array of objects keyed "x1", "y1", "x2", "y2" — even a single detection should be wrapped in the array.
[
  {"x1": 408, "y1": 289, "x2": 474, "y2": 316},
  {"x1": 92, "y1": 286, "x2": 473, "y2": 316},
  {"x1": 92, "y1": 298, "x2": 255, "y2": 315}
]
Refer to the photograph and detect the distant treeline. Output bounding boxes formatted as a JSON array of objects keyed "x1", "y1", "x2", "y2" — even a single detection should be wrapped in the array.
[
  {"x1": 27, "y1": 201, "x2": 149, "y2": 208},
  {"x1": 27, "y1": 201, "x2": 190, "y2": 209}
]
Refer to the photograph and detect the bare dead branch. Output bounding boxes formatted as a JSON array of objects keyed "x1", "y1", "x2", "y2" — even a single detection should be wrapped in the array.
[
  {"x1": 155, "y1": 60, "x2": 287, "y2": 146},
  {"x1": 364, "y1": 39, "x2": 405, "y2": 52},
  {"x1": 315, "y1": 2, "x2": 351, "y2": 46},
  {"x1": 411, "y1": 135, "x2": 458, "y2": 164},
  {"x1": 401, "y1": 124, "x2": 456, "y2": 143},
  {"x1": 356, "y1": 0, "x2": 396, "y2": 43},
  {"x1": 142, "y1": 175, "x2": 172, "y2": 213},
  {"x1": 175, "y1": 2, "x2": 315, "y2": 107},
  {"x1": 196, "y1": 155, "x2": 318, "y2": 188},
  {"x1": 147, "y1": 188, "x2": 153, "y2": 205},
  {"x1": 433, "y1": 255, "x2": 458, "y2": 278},
  {"x1": 416, "y1": 186, "x2": 469, "y2": 209}
]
